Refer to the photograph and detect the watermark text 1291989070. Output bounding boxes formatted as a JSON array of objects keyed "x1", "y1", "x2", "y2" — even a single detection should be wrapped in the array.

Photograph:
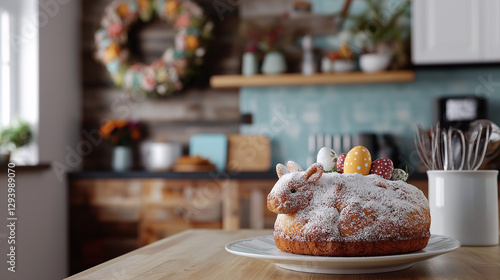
[{"x1": 7, "y1": 162, "x2": 17, "y2": 273}]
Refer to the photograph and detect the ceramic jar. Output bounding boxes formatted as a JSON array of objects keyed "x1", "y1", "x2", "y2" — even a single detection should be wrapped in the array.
[
  {"x1": 261, "y1": 51, "x2": 286, "y2": 74},
  {"x1": 241, "y1": 52, "x2": 258, "y2": 76},
  {"x1": 112, "y1": 146, "x2": 132, "y2": 172},
  {"x1": 427, "y1": 170, "x2": 499, "y2": 246}
]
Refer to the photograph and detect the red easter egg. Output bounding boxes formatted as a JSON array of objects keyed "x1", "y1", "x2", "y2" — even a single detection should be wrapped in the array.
[
  {"x1": 336, "y1": 153, "x2": 347, "y2": 173},
  {"x1": 369, "y1": 158, "x2": 394, "y2": 179}
]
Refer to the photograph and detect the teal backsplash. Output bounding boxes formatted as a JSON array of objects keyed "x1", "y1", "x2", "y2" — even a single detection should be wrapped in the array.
[{"x1": 240, "y1": 67, "x2": 500, "y2": 171}]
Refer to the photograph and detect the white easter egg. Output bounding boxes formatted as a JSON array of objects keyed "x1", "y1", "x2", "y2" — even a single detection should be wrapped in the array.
[{"x1": 316, "y1": 147, "x2": 338, "y2": 172}]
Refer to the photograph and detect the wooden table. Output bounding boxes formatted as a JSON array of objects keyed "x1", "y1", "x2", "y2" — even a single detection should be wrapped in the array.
[{"x1": 66, "y1": 229, "x2": 500, "y2": 280}]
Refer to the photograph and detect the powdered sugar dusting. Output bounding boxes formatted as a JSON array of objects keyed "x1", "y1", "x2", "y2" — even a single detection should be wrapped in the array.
[{"x1": 270, "y1": 172, "x2": 430, "y2": 243}]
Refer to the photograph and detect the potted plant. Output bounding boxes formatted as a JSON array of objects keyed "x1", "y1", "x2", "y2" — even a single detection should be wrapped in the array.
[
  {"x1": 241, "y1": 43, "x2": 258, "y2": 76},
  {"x1": 0, "y1": 132, "x2": 12, "y2": 166},
  {"x1": 245, "y1": 22, "x2": 287, "y2": 75},
  {"x1": 328, "y1": 42, "x2": 356, "y2": 73},
  {"x1": 99, "y1": 119, "x2": 141, "y2": 171},
  {"x1": 348, "y1": 0, "x2": 410, "y2": 72},
  {"x1": 0, "y1": 121, "x2": 33, "y2": 165}
]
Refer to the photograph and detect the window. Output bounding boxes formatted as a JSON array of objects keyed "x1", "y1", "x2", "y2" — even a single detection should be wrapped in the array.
[
  {"x1": 0, "y1": 9, "x2": 11, "y2": 127},
  {"x1": 0, "y1": 1, "x2": 39, "y2": 164}
]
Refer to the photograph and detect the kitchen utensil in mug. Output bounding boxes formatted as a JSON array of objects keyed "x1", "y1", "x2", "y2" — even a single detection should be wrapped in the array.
[
  {"x1": 441, "y1": 128, "x2": 466, "y2": 171},
  {"x1": 415, "y1": 120, "x2": 498, "y2": 171},
  {"x1": 476, "y1": 120, "x2": 500, "y2": 162},
  {"x1": 427, "y1": 170, "x2": 499, "y2": 246},
  {"x1": 430, "y1": 122, "x2": 443, "y2": 170},
  {"x1": 415, "y1": 124, "x2": 431, "y2": 169},
  {"x1": 415, "y1": 122, "x2": 444, "y2": 170},
  {"x1": 467, "y1": 119, "x2": 500, "y2": 169}
]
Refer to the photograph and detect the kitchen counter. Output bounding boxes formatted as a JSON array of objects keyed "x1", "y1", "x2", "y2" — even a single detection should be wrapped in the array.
[{"x1": 66, "y1": 229, "x2": 500, "y2": 280}]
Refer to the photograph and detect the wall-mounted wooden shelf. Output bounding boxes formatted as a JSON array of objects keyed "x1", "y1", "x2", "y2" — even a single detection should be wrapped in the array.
[{"x1": 210, "y1": 70, "x2": 415, "y2": 88}]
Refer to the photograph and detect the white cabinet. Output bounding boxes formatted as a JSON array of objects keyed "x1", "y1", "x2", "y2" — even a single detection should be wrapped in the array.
[
  {"x1": 412, "y1": 0, "x2": 500, "y2": 64},
  {"x1": 484, "y1": 0, "x2": 500, "y2": 60}
]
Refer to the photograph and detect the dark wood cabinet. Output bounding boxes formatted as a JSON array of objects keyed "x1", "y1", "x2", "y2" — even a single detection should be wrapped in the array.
[{"x1": 68, "y1": 173, "x2": 277, "y2": 274}]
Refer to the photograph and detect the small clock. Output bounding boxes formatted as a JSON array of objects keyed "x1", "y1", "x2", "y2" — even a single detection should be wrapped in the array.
[{"x1": 438, "y1": 96, "x2": 487, "y2": 130}]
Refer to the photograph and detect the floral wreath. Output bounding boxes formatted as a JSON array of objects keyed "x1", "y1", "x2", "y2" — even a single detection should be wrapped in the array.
[{"x1": 94, "y1": 0, "x2": 213, "y2": 98}]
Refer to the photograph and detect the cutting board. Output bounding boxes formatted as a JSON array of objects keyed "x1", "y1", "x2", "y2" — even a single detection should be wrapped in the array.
[
  {"x1": 173, "y1": 164, "x2": 216, "y2": 172},
  {"x1": 226, "y1": 134, "x2": 271, "y2": 172}
]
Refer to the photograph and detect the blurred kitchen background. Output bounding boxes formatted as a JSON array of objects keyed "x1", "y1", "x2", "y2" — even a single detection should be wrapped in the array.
[{"x1": 1, "y1": 0, "x2": 500, "y2": 279}]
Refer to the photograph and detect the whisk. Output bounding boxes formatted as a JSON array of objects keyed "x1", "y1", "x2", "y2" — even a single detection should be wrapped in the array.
[{"x1": 415, "y1": 120, "x2": 497, "y2": 171}]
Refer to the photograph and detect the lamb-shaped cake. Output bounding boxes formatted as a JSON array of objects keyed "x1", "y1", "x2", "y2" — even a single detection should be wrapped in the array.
[{"x1": 267, "y1": 155, "x2": 431, "y2": 257}]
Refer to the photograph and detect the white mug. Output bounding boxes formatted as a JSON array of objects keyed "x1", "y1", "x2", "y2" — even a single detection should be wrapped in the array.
[
  {"x1": 427, "y1": 170, "x2": 499, "y2": 246},
  {"x1": 142, "y1": 142, "x2": 182, "y2": 171}
]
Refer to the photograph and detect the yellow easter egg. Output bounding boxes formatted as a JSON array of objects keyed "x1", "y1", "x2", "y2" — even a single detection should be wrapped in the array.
[{"x1": 344, "y1": 146, "x2": 372, "y2": 175}]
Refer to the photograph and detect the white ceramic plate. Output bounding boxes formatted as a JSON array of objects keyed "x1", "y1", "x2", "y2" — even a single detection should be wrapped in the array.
[{"x1": 225, "y1": 235, "x2": 460, "y2": 274}]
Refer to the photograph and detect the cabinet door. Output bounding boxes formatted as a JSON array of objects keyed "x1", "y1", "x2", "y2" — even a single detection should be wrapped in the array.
[
  {"x1": 412, "y1": 0, "x2": 482, "y2": 64},
  {"x1": 484, "y1": 0, "x2": 500, "y2": 60}
]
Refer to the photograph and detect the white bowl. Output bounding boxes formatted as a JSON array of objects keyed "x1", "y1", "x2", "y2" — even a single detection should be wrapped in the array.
[
  {"x1": 359, "y1": 53, "x2": 391, "y2": 73},
  {"x1": 142, "y1": 142, "x2": 182, "y2": 171},
  {"x1": 332, "y1": 59, "x2": 355, "y2": 73}
]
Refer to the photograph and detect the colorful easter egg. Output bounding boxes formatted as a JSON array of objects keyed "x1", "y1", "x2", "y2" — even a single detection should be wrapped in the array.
[
  {"x1": 316, "y1": 147, "x2": 338, "y2": 172},
  {"x1": 390, "y1": 168, "x2": 409, "y2": 182},
  {"x1": 369, "y1": 158, "x2": 394, "y2": 179},
  {"x1": 336, "y1": 153, "x2": 347, "y2": 173},
  {"x1": 344, "y1": 146, "x2": 372, "y2": 175}
]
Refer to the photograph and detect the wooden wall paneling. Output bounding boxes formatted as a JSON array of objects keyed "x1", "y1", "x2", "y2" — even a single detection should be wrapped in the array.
[
  {"x1": 237, "y1": 180, "x2": 277, "y2": 229},
  {"x1": 81, "y1": 0, "x2": 242, "y2": 170},
  {"x1": 89, "y1": 179, "x2": 142, "y2": 222},
  {"x1": 139, "y1": 178, "x2": 223, "y2": 246},
  {"x1": 82, "y1": 88, "x2": 240, "y2": 123},
  {"x1": 70, "y1": 177, "x2": 278, "y2": 273},
  {"x1": 70, "y1": 179, "x2": 96, "y2": 205},
  {"x1": 222, "y1": 180, "x2": 240, "y2": 230},
  {"x1": 70, "y1": 178, "x2": 141, "y2": 274},
  {"x1": 249, "y1": 187, "x2": 264, "y2": 229},
  {"x1": 188, "y1": 179, "x2": 223, "y2": 223},
  {"x1": 141, "y1": 178, "x2": 190, "y2": 244}
]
